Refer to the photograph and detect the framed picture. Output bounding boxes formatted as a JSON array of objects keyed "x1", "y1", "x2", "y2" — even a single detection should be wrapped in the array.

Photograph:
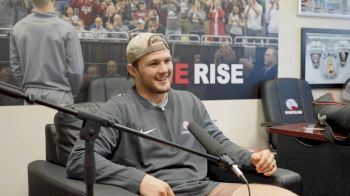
[
  {"x1": 298, "y1": 0, "x2": 350, "y2": 19},
  {"x1": 301, "y1": 28, "x2": 350, "y2": 87}
]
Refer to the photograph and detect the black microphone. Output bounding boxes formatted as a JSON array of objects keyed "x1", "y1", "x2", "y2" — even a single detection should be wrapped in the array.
[
  {"x1": 187, "y1": 121, "x2": 248, "y2": 184},
  {"x1": 0, "y1": 81, "x2": 29, "y2": 100}
]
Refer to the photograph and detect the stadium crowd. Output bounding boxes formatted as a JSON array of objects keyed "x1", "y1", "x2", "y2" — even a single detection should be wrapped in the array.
[{"x1": 0, "y1": 0, "x2": 279, "y2": 40}]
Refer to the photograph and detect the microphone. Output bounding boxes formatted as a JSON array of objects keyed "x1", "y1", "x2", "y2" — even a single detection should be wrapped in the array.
[{"x1": 187, "y1": 121, "x2": 248, "y2": 184}]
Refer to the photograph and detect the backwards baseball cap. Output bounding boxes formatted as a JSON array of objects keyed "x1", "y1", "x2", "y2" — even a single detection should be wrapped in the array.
[{"x1": 126, "y1": 33, "x2": 169, "y2": 64}]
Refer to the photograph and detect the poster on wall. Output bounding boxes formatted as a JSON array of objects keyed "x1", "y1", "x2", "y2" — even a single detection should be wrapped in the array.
[
  {"x1": 0, "y1": 0, "x2": 280, "y2": 106},
  {"x1": 168, "y1": 0, "x2": 280, "y2": 100},
  {"x1": 298, "y1": 0, "x2": 350, "y2": 19},
  {"x1": 301, "y1": 28, "x2": 350, "y2": 87}
]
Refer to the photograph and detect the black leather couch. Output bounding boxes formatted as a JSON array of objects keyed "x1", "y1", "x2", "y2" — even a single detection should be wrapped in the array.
[{"x1": 28, "y1": 102, "x2": 302, "y2": 195}]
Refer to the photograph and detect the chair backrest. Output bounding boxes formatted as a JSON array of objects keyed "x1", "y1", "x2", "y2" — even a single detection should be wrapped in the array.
[
  {"x1": 260, "y1": 78, "x2": 316, "y2": 149},
  {"x1": 48, "y1": 102, "x2": 104, "y2": 166},
  {"x1": 88, "y1": 76, "x2": 134, "y2": 102}
]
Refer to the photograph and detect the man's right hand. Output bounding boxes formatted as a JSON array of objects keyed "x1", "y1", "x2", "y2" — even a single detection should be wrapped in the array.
[
  {"x1": 139, "y1": 174, "x2": 175, "y2": 196},
  {"x1": 239, "y1": 57, "x2": 254, "y2": 71}
]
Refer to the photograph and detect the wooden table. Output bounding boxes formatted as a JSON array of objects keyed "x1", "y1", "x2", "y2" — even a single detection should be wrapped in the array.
[
  {"x1": 268, "y1": 122, "x2": 350, "y2": 196},
  {"x1": 268, "y1": 122, "x2": 346, "y2": 142}
]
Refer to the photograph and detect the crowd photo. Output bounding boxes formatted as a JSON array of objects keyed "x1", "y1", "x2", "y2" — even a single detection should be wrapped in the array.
[
  {"x1": 0, "y1": 0, "x2": 279, "y2": 104},
  {"x1": 1, "y1": 0, "x2": 279, "y2": 40}
]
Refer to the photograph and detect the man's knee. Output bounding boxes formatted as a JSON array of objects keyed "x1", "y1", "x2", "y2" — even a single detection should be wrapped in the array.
[{"x1": 233, "y1": 184, "x2": 297, "y2": 196}]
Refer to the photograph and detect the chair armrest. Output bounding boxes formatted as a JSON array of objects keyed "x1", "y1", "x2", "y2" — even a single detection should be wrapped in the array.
[
  {"x1": 207, "y1": 164, "x2": 301, "y2": 195},
  {"x1": 28, "y1": 160, "x2": 138, "y2": 196}
]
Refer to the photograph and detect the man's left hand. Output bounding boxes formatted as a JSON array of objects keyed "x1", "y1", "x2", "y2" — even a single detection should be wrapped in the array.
[{"x1": 251, "y1": 149, "x2": 276, "y2": 176}]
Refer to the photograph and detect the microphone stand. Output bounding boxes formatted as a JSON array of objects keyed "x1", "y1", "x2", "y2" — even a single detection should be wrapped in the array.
[{"x1": 0, "y1": 82, "x2": 250, "y2": 196}]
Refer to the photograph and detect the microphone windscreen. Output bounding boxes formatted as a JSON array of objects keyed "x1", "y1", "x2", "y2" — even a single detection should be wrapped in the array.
[{"x1": 187, "y1": 121, "x2": 224, "y2": 156}]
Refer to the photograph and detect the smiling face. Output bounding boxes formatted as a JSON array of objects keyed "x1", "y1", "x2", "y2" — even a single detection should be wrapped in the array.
[
  {"x1": 65, "y1": 6, "x2": 74, "y2": 16},
  {"x1": 127, "y1": 49, "x2": 173, "y2": 103}
]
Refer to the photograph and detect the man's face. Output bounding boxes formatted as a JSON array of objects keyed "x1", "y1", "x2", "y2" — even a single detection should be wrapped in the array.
[
  {"x1": 87, "y1": 66, "x2": 100, "y2": 80},
  {"x1": 107, "y1": 62, "x2": 118, "y2": 74},
  {"x1": 129, "y1": 49, "x2": 173, "y2": 95},
  {"x1": 264, "y1": 49, "x2": 276, "y2": 66},
  {"x1": 113, "y1": 15, "x2": 122, "y2": 27},
  {"x1": 148, "y1": 21, "x2": 158, "y2": 32},
  {"x1": 95, "y1": 18, "x2": 103, "y2": 28}
]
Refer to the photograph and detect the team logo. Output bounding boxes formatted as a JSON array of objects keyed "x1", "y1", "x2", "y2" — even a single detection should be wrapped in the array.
[
  {"x1": 285, "y1": 98, "x2": 303, "y2": 115},
  {"x1": 182, "y1": 121, "x2": 191, "y2": 134}
]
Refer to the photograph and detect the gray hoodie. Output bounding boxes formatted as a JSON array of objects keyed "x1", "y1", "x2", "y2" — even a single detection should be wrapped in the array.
[
  {"x1": 67, "y1": 87, "x2": 253, "y2": 195},
  {"x1": 10, "y1": 10, "x2": 84, "y2": 95}
]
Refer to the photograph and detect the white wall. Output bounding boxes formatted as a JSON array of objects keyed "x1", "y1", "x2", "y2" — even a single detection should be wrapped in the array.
[
  {"x1": 1, "y1": 1, "x2": 349, "y2": 195},
  {"x1": 0, "y1": 106, "x2": 56, "y2": 196}
]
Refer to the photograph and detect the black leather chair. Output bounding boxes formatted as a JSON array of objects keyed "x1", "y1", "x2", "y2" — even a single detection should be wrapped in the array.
[
  {"x1": 88, "y1": 76, "x2": 134, "y2": 102},
  {"x1": 260, "y1": 78, "x2": 316, "y2": 150},
  {"x1": 261, "y1": 79, "x2": 350, "y2": 196},
  {"x1": 28, "y1": 102, "x2": 137, "y2": 196},
  {"x1": 27, "y1": 102, "x2": 302, "y2": 195}
]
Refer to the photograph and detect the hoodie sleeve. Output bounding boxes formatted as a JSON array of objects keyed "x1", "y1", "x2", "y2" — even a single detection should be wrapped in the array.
[
  {"x1": 192, "y1": 93, "x2": 254, "y2": 170},
  {"x1": 9, "y1": 30, "x2": 23, "y2": 86},
  {"x1": 65, "y1": 28, "x2": 84, "y2": 96},
  {"x1": 66, "y1": 99, "x2": 147, "y2": 193}
]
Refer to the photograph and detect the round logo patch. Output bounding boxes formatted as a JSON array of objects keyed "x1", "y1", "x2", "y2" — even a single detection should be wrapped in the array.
[{"x1": 286, "y1": 98, "x2": 298, "y2": 111}]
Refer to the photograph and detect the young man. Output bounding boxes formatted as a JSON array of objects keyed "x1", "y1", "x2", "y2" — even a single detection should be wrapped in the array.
[
  {"x1": 10, "y1": 0, "x2": 84, "y2": 105},
  {"x1": 67, "y1": 33, "x2": 295, "y2": 195}
]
